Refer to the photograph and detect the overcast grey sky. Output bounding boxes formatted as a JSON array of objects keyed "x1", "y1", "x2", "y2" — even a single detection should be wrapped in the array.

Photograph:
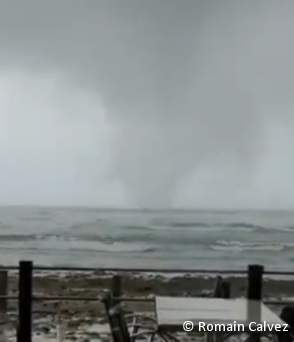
[{"x1": 0, "y1": 0, "x2": 294, "y2": 209}]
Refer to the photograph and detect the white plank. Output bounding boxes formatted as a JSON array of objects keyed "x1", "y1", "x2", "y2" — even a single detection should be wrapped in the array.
[{"x1": 155, "y1": 297, "x2": 284, "y2": 330}]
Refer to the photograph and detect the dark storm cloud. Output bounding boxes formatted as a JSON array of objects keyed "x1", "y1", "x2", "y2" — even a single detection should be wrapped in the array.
[{"x1": 1, "y1": 0, "x2": 294, "y2": 207}]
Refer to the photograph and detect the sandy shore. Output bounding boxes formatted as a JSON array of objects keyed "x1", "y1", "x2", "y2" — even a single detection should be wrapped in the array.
[{"x1": 3, "y1": 271, "x2": 294, "y2": 341}]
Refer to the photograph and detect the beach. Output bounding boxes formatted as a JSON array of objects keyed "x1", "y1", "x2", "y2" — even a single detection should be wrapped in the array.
[{"x1": 2, "y1": 271, "x2": 293, "y2": 341}]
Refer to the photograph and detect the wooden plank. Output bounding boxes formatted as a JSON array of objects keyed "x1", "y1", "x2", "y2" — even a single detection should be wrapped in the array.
[{"x1": 155, "y1": 297, "x2": 284, "y2": 331}]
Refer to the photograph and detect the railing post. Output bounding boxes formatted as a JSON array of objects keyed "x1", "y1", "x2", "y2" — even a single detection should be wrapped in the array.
[
  {"x1": 212, "y1": 275, "x2": 223, "y2": 298},
  {"x1": 247, "y1": 264, "x2": 263, "y2": 301},
  {"x1": 247, "y1": 264, "x2": 263, "y2": 342},
  {"x1": 0, "y1": 271, "x2": 8, "y2": 313},
  {"x1": 111, "y1": 275, "x2": 121, "y2": 305},
  {"x1": 221, "y1": 281, "x2": 231, "y2": 299},
  {"x1": 17, "y1": 260, "x2": 33, "y2": 342}
]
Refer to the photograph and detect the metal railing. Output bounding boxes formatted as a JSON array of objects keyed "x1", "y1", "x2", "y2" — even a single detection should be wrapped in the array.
[
  {"x1": 3, "y1": 261, "x2": 293, "y2": 342},
  {"x1": 1, "y1": 264, "x2": 294, "y2": 275}
]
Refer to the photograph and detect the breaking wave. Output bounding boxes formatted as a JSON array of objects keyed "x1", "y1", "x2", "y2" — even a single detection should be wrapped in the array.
[
  {"x1": 213, "y1": 240, "x2": 294, "y2": 252},
  {"x1": 1, "y1": 208, "x2": 294, "y2": 270}
]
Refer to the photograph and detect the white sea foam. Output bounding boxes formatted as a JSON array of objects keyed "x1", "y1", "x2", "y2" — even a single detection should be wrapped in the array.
[{"x1": 0, "y1": 207, "x2": 293, "y2": 275}]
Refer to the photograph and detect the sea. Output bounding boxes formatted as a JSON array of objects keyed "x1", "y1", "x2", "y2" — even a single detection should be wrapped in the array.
[{"x1": 0, "y1": 206, "x2": 293, "y2": 273}]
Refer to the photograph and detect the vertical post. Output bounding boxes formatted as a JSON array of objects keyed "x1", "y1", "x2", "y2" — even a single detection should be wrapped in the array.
[
  {"x1": 0, "y1": 271, "x2": 8, "y2": 313},
  {"x1": 17, "y1": 261, "x2": 33, "y2": 342},
  {"x1": 212, "y1": 276, "x2": 223, "y2": 298},
  {"x1": 111, "y1": 275, "x2": 121, "y2": 306},
  {"x1": 247, "y1": 264, "x2": 263, "y2": 342},
  {"x1": 247, "y1": 264, "x2": 263, "y2": 301},
  {"x1": 221, "y1": 281, "x2": 231, "y2": 299},
  {"x1": 0, "y1": 270, "x2": 7, "y2": 342}
]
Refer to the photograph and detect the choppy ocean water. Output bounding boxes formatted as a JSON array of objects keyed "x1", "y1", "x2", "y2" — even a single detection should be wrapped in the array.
[{"x1": 0, "y1": 206, "x2": 293, "y2": 272}]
